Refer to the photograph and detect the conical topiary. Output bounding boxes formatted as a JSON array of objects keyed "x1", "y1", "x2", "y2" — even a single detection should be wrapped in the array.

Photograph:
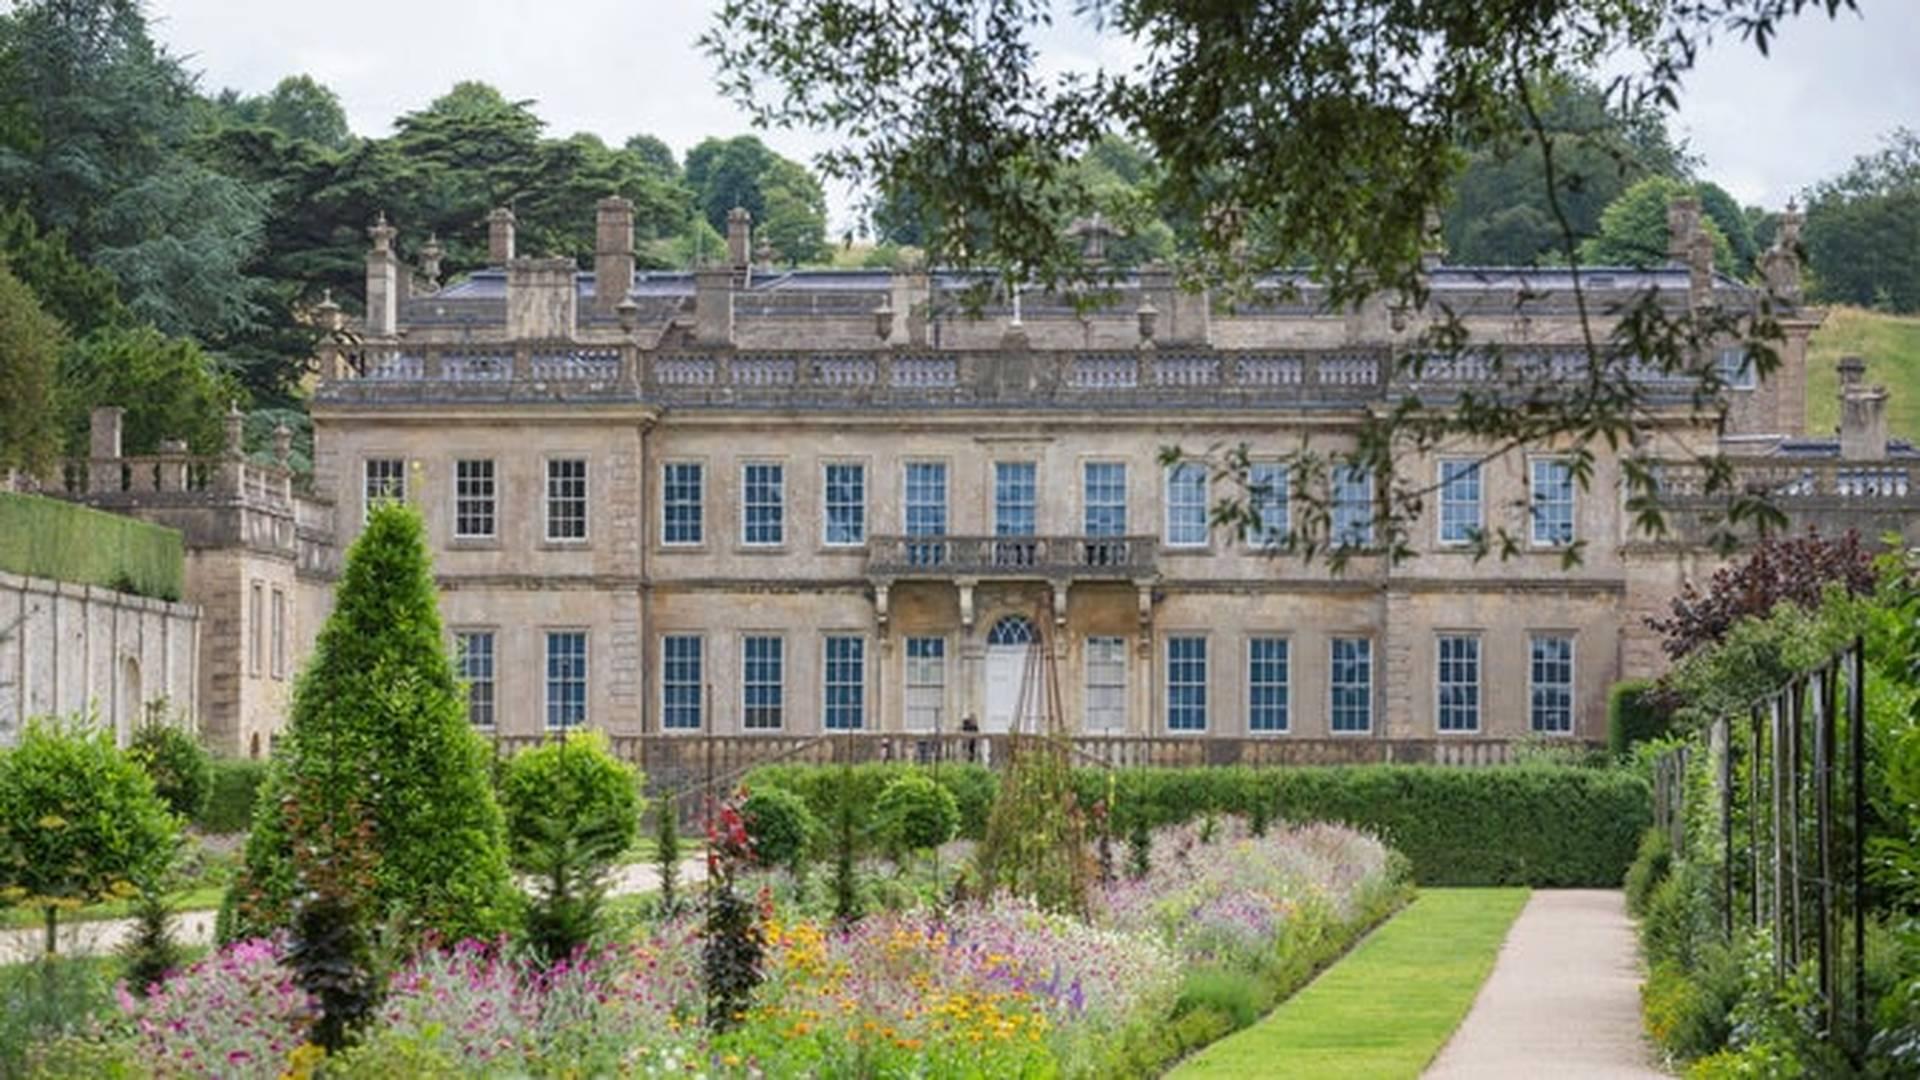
[{"x1": 227, "y1": 501, "x2": 517, "y2": 942}]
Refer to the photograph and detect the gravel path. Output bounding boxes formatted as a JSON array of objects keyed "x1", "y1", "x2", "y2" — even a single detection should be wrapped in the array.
[
  {"x1": 1424, "y1": 889, "x2": 1669, "y2": 1079},
  {"x1": 0, "y1": 857, "x2": 709, "y2": 965}
]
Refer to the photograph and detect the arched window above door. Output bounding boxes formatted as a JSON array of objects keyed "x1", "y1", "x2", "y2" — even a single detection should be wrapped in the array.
[{"x1": 987, "y1": 615, "x2": 1037, "y2": 646}]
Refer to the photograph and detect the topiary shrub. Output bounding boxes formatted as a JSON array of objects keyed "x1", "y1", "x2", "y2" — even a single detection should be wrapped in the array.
[
  {"x1": 227, "y1": 501, "x2": 518, "y2": 943},
  {"x1": 0, "y1": 716, "x2": 179, "y2": 957},
  {"x1": 497, "y1": 731, "x2": 643, "y2": 869},
  {"x1": 197, "y1": 758, "x2": 270, "y2": 834},
  {"x1": 1608, "y1": 679, "x2": 1674, "y2": 757},
  {"x1": 127, "y1": 711, "x2": 212, "y2": 820},
  {"x1": 875, "y1": 771, "x2": 959, "y2": 857},
  {"x1": 742, "y1": 763, "x2": 996, "y2": 844},
  {"x1": 741, "y1": 785, "x2": 817, "y2": 873}
]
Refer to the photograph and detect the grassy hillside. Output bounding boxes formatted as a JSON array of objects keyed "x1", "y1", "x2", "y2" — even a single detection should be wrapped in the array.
[{"x1": 1805, "y1": 306, "x2": 1920, "y2": 442}]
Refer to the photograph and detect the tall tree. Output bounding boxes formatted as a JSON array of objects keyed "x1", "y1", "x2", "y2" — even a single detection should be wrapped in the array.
[
  {"x1": 0, "y1": 261, "x2": 63, "y2": 477},
  {"x1": 1581, "y1": 176, "x2": 1735, "y2": 270},
  {"x1": 211, "y1": 75, "x2": 352, "y2": 149},
  {"x1": 57, "y1": 326, "x2": 237, "y2": 457},
  {"x1": 229, "y1": 502, "x2": 518, "y2": 943},
  {"x1": 1805, "y1": 128, "x2": 1920, "y2": 313}
]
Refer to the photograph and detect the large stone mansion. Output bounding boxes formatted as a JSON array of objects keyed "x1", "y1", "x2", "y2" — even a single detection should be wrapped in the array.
[{"x1": 23, "y1": 197, "x2": 1917, "y2": 762}]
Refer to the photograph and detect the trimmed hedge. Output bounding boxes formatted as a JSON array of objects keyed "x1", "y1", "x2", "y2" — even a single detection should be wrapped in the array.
[
  {"x1": 196, "y1": 758, "x2": 270, "y2": 834},
  {"x1": 1607, "y1": 678, "x2": 1673, "y2": 757},
  {"x1": 743, "y1": 762, "x2": 1650, "y2": 887},
  {"x1": 0, "y1": 492, "x2": 184, "y2": 601}
]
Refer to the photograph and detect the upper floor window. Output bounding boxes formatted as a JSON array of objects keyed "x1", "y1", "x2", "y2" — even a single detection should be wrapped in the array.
[
  {"x1": 824, "y1": 635, "x2": 866, "y2": 730},
  {"x1": 904, "y1": 462, "x2": 947, "y2": 537},
  {"x1": 823, "y1": 463, "x2": 866, "y2": 546},
  {"x1": 546, "y1": 458, "x2": 588, "y2": 542},
  {"x1": 1716, "y1": 346, "x2": 1756, "y2": 390},
  {"x1": 363, "y1": 458, "x2": 404, "y2": 522},
  {"x1": 1331, "y1": 464, "x2": 1376, "y2": 548},
  {"x1": 742, "y1": 462, "x2": 784, "y2": 546},
  {"x1": 545, "y1": 630, "x2": 588, "y2": 730},
  {"x1": 455, "y1": 630, "x2": 495, "y2": 728},
  {"x1": 1437, "y1": 459, "x2": 1482, "y2": 546},
  {"x1": 1165, "y1": 463, "x2": 1209, "y2": 547},
  {"x1": 1530, "y1": 633, "x2": 1575, "y2": 734},
  {"x1": 994, "y1": 462, "x2": 1037, "y2": 537},
  {"x1": 662, "y1": 635, "x2": 703, "y2": 730},
  {"x1": 1085, "y1": 636, "x2": 1127, "y2": 733},
  {"x1": 1330, "y1": 637, "x2": 1372, "y2": 733},
  {"x1": 1436, "y1": 634, "x2": 1481, "y2": 733},
  {"x1": 1166, "y1": 635, "x2": 1208, "y2": 732},
  {"x1": 743, "y1": 635, "x2": 785, "y2": 730},
  {"x1": 455, "y1": 459, "x2": 496, "y2": 539},
  {"x1": 1530, "y1": 459, "x2": 1575, "y2": 547},
  {"x1": 1247, "y1": 462, "x2": 1290, "y2": 548},
  {"x1": 662, "y1": 462, "x2": 703, "y2": 545},
  {"x1": 1248, "y1": 636, "x2": 1289, "y2": 733},
  {"x1": 1083, "y1": 462, "x2": 1127, "y2": 537}
]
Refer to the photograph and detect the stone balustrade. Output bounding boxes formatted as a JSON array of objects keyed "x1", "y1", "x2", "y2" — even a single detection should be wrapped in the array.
[{"x1": 867, "y1": 534, "x2": 1158, "y2": 580}]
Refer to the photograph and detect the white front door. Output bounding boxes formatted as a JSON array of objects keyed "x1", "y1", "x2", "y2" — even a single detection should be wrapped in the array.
[{"x1": 984, "y1": 644, "x2": 1028, "y2": 733}]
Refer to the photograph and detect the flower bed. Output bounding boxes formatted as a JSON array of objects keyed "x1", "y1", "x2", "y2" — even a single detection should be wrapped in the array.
[{"x1": 29, "y1": 819, "x2": 1406, "y2": 1079}]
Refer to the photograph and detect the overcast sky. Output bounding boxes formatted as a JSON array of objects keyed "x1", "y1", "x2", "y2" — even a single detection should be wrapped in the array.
[{"x1": 148, "y1": 0, "x2": 1919, "y2": 231}]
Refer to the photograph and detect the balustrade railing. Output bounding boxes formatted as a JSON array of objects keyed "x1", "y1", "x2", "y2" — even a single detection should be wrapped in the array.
[{"x1": 866, "y1": 534, "x2": 1156, "y2": 578}]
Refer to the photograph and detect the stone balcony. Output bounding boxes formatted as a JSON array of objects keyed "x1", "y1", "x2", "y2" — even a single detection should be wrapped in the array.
[{"x1": 866, "y1": 534, "x2": 1157, "y2": 582}]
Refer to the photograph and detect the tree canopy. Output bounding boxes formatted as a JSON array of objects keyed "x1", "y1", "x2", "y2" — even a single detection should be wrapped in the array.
[{"x1": 1805, "y1": 128, "x2": 1920, "y2": 313}]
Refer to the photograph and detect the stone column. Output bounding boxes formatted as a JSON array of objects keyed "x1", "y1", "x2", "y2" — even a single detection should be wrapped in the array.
[{"x1": 88, "y1": 407, "x2": 124, "y2": 493}]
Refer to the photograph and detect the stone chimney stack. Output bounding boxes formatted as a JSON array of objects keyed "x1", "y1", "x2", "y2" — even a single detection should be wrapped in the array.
[
  {"x1": 505, "y1": 257, "x2": 578, "y2": 340},
  {"x1": 365, "y1": 212, "x2": 399, "y2": 337},
  {"x1": 487, "y1": 206, "x2": 517, "y2": 265},
  {"x1": 695, "y1": 266, "x2": 735, "y2": 345},
  {"x1": 1666, "y1": 195, "x2": 1701, "y2": 266},
  {"x1": 594, "y1": 196, "x2": 635, "y2": 314},
  {"x1": 1837, "y1": 355, "x2": 1890, "y2": 460},
  {"x1": 726, "y1": 207, "x2": 752, "y2": 286}
]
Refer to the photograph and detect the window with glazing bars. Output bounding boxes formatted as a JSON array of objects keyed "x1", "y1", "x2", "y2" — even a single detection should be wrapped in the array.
[
  {"x1": 455, "y1": 459, "x2": 495, "y2": 538},
  {"x1": 1166, "y1": 636, "x2": 1208, "y2": 731},
  {"x1": 1436, "y1": 635, "x2": 1480, "y2": 732},
  {"x1": 904, "y1": 637, "x2": 945, "y2": 731},
  {"x1": 456, "y1": 631, "x2": 495, "y2": 728},
  {"x1": 824, "y1": 636, "x2": 865, "y2": 730},
  {"x1": 1248, "y1": 637, "x2": 1289, "y2": 732},
  {"x1": 1083, "y1": 462, "x2": 1127, "y2": 537},
  {"x1": 1330, "y1": 637, "x2": 1372, "y2": 732},
  {"x1": 823, "y1": 463, "x2": 866, "y2": 545},
  {"x1": 1437, "y1": 460, "x2": 1481, "y2": 545},
  {"x1": 1165, "y1": 463, "x2": 1208, "y2": 546},
  {"x1": 545, "y1": 631, "x2": 587, "y2": 729},
  {"x1": 546, "y1": 458, "x2": 587, "y2": 541},
  {"x1": 1531, "y1": 459, "x2": 1575, "y2": 546},
  {"x1": 364, "y1": 458, "x2": 404, "y2": 522},
  {"x1": 662, "y1": 462, "x2": 703, "y2": 545},
  {"x1": 1331, "y1": 465, "x2": 1375, "y2": 548},
  {"x1": 662, "y1": 635, "x2": 702, "y2": 729},
  {"x1": 1530, "y1": 634, "x2": 1575, "y2": 733},
  {"x1": 1085, "y1": 636, "x2": 1126, "y2": 732},
  {"x1": 1247, "y1": 463, "x2": 1289, "y2": 548},
  {"x1": 741, "y1": 462, "x2": 784, "y2": 545},
  {"x1": 994, "y1": 462, "x2": 1037, "y2": 536},
  {"x1": 743, "y1": 635, "x2": 784, "y2": 730}
]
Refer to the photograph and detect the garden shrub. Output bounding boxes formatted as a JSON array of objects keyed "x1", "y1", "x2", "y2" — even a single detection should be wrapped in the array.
[
  {"x1": 740, "y1": 786, "x2": 816, "y2": 872},
  {"x1": 197, "y1": 757, "x2": 269, "y2": 833},
  {"x1": 1608, "y1": 679, "x2": 1674, "y2": 757},
  {"x1": 498, "y1": 730, "x2": 643, "y2": 868},
  {"x1": 744, "y1": 762, "x2": 996, "y2": 844},
  {"x1": 228, "y1": 502, "x2": 517, "y2": 944},
  {"x1": 875, "y1": 771, "x2": 960, "y2": 856},
  {"x1": 1624, "y1": 826, "x2": 1672, "y2": 918},
  {"x1": 0, "y1": 716, "x2": 179, "y2": 955},
  {"x1": 127, "y1": 711, "x2": 212, "y2": 820},
  {"x1": 0, "y1": 957, "x2": 118, "y2": 1078},
  {"x1": 1642, "y1": 948, "x2": 1740, "y2": 1064}
]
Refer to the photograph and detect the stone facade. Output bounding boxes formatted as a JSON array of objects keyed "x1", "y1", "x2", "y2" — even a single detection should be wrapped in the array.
[{"x1": 285, "y1": 196, "x2": 1919, "y2": 753}]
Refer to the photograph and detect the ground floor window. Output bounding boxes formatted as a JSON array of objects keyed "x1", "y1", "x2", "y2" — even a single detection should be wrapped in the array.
[
  {"x1": 1085, "y1": 636, "x2": 1127, "y2": 733},
  {"x1": 825, "y1": 635, "x2": 866, "y2": 730},
  {"x1": 743, "y1": 635, "x2": 784, "y2": 730},
  {"x1": 662, "y1": 635, "x2": 702, "y2": 730},
  {"x1": 1436, "y1": 634, "x2": 1481, "y2": 733},
  {"x1": 1331, "y1": 637, "x2": 1372, "y2": 733},
  {"x1": 455, "y1": 631, "x2": 495, "y2": 728},
  {"x1": 1166, "y1": 636, "x2": 1208, "y2": 732},
  {"x1": 545, "y1": 630, "x2": 587, "y2": 729},
  {"x1": 1530, "y1": 634, "x2": 1575, "y2": 734},
  {"x1": 1248, "y1": 637, "x2": 1289, "y2": 733},
  {"x1": 904, "y1": 637, "x2": 946, "y2": 731}
]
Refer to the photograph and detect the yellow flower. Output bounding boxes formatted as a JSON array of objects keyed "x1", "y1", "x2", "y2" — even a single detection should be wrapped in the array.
[{"x1": 280, "y1": 1043, "x2": 326, "y2": 1080}]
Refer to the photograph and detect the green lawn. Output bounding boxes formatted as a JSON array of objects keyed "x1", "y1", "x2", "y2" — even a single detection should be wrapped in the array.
[
  {"x1": 0, "y1": 885, "x2": 227, "y2": 931},
  {"x1": 1171, "y1": 887, "x2": 1529, "y2": 1080},
  {"x1": 1806, "y1": 305, "x2": 1920, "y2": 441}
]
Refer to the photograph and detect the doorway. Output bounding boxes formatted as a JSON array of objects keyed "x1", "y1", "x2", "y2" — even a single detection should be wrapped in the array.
[{"x1": 983, "y1": 615, "x2": 1037, "y2": 733}]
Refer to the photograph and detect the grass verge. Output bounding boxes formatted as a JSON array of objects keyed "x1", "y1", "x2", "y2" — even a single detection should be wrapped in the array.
[
  {"x1": 1806, "y1": 305, "x2": 1920, "y2": 440},
  {"x1": 0, "y1": 886, "x2": 226, "y2": 931},
  {"x1": 1170, "y1": 887, "x2": 1528, "y2": 1080}
]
